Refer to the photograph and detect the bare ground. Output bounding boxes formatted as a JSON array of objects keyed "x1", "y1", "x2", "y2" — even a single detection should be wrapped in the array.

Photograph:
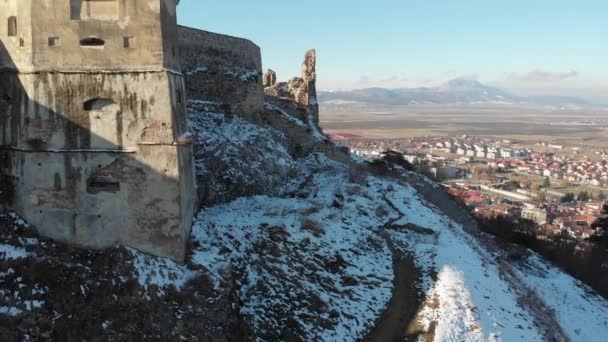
[
  {"x1": 0, "y1": 212, "x2": 247, "y2": 341},
  {"x1": 364, "y1": 245, "x2": 422, "y2": 342}
]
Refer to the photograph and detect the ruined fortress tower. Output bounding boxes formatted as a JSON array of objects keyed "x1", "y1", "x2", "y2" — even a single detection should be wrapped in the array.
[{"x1": 0, "y1": 0, "x2": 196, "y2": 262}]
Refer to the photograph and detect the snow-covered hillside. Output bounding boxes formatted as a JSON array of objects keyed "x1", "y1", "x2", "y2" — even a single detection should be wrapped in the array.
[
  {"x1": 186, "y1": 105, "x2": 608, "y2": 341},
  {"x1": 1, "y1": 99, "x2": 607, "y2": 341}
]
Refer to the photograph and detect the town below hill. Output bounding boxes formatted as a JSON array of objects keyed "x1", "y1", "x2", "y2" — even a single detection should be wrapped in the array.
[{"x1": 336, "y1": 134, "x2": 608, "y2": 298}]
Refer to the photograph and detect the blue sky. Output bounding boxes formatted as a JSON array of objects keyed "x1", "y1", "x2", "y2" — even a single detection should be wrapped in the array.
[{"x1": 178, "y1": 0, "x2": 608, "y2": 102}]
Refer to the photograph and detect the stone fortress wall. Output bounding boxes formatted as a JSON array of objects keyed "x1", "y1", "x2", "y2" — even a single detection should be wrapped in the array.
[
  {"x1": 0, "y1": 0, "x2": 195, "y2": 262},
  {"x1": 178, "y1": 26, "x2": 264, "y2": 119}
]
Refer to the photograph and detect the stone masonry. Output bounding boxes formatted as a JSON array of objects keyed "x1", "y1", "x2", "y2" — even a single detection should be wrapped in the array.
[
  {"x1": 178, "y1": 26, "x2": 264, "y2": 121},
  {"x1": 264, "y1": 49, "x2": 320, "y2": 124},
  {"x1": 0, "y1": 0, "x2": 196, "y2": 262}
]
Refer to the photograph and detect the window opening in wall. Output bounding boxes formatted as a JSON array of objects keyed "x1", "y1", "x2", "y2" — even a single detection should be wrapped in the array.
[
  {"x1": 19, "y1": 38, "x2": 24, "y2": 47},
  {"x1": 80, "y1": 37, "x2": 105, "y2": 48},
  {"x1": 48, "y1": 37, "x2": 60, "y2": 47},
  {"x1": 177, "y1": 89, "x2": 182, "y2": 104},
  {"x1": 87, "y1": 175, "x2": 120, "y2": 194},
  {"x1": 84, "y1": 98, "x2": 115, "y2": 111},
  {"x1": 123, "y1": 36, "x2": 135, "y2": 48},
  {"x1": 8, "y1": 17, "x2": 17, "y2": 37}
]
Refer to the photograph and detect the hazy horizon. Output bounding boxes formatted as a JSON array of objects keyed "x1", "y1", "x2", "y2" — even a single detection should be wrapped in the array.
[{"x1": 178, "y1": 0, "x2": 608, "y2": 103}]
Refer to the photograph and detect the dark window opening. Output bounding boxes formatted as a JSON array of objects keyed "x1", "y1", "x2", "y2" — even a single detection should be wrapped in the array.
[
  {"x1": 123, "y1": 36, "x2": 135, "y2": 48},
  {"x1": 25, "y1": 138, "x2": 47, "y2": 150},
  {"x1": 177, "y1": 89, "x2": 182, "y2": 104},
  {"x1": 8, "y1": 16, "x2": 17, "y2": 37},
  {"x1": 48, "y1": 37, "x2": 60, "y2": 47},
  {"x1": 80, "y1": 36, "x2": 105, "y2": 47},
  {"x1": 87, "y1": 175, "x2": 120, "y2": 194},
  {"x1": 84, "y1": 98, "x2": 115, "y2": 111}
]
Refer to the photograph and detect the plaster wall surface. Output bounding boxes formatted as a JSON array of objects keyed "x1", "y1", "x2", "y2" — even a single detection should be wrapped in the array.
[
  {"x1": 0, "y1": 0, "x2": 195, "y2": 262},
  {"x1": 0, "y1": 0, "x2": 33, "y2": 70},
  {"x1": 1, "y1": 0, "x2": 180, "y2": 72}
]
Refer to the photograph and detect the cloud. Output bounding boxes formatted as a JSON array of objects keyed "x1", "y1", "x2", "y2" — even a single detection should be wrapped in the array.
[{"x1": 508, "y1": 68, "x2": 579, "y2": 82}]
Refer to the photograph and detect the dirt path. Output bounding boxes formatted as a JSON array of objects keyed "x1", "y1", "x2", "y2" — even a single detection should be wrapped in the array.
[
  {"x1": 365, "y1": 190, "x2": 431, "y2": 342},
  {"x1": 365, "y1": 245, "x2": 422, "y2": 342}
]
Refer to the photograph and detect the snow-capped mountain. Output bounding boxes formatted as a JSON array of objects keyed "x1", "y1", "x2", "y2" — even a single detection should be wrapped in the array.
[{"x1": 318, "y1": 78, "x2": 592, "y2": 106}]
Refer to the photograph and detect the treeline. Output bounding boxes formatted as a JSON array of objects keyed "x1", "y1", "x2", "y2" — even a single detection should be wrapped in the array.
[
  {"x1": 476, "y1": 214, "x2": 608, "y2": 299},
  {"x1": 561, "y1": 190, "x2": 606, "y2": 203}
]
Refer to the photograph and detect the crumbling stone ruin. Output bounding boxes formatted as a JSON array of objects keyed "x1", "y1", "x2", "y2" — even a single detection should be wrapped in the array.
[
  {"x1": 0, "y1": 0, "x2": 195, "y2": 262},
  {"x1": 263, "y1": 69, "x2": 277, "y2": 88},
  {"x1": 264, "y1": 49, "x2": 320, "y2": 124}
]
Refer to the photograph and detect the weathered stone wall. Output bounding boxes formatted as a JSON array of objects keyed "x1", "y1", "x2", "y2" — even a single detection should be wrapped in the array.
[
  {"x1": 0, "y1": 70, "x2": 195, "y2": 262},
  {"x1": 1, "y1": 71, "x2": 187, "y2": 150},
  {"x1": 0, "y1": 0, "x2": 195, "y2": 262},
  {"x1": 1, "y1": 0, "x2": 181, "y2": 72},
  {"x1": 178, "y1": 26, "x2": 263, "y2": 118},
  {"x1": 0, "y1": 0, "x2": 33, "y2": 70}
]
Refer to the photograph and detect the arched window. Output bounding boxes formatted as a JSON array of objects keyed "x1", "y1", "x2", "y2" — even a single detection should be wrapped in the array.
[
  {"x1": 84, "y1": 98, "x2": 115, "y2": 111},
  {"x1": 80, "y1": 37, "x2": 105, "y2": 48},
  {"x1": 7, "y1": 17, "x2": 17, "y2": 37}
]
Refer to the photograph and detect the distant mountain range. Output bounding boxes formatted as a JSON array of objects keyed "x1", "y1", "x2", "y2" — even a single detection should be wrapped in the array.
[{"x1": 319, "y1": 79, "x2": 594, "y2": 107}]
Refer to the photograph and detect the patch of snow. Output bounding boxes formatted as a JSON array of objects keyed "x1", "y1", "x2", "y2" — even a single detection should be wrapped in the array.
[
  {"x1": 128, "y1": 248, "x2": 197, "y2": 295},
  {"x1": 0, "y1": 306, "x2": 22, "y2": 317},
  {"x1": 513, "y1": 254, "x2": 608, "y2": 342},
  {"x1": 224, "y1": 68, "x2": 259, "y2": 81},
  {"x1": 23, "y1": 300, "x2": 44, "y2": 311},
  {"x1": 9, "y1": 212, "x2": 29, "y2": 227},
  {"x1": 0, "y1": 244, "x2": 29, "y2": 260},
  {"x1": 184, "y1": 66, "x2": 208, "y2": 76}
]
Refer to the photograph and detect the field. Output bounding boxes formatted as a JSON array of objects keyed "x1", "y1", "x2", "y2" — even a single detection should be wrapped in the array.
[{"x1": 319, "y1": 103, "x2": 608, "y2": 148}]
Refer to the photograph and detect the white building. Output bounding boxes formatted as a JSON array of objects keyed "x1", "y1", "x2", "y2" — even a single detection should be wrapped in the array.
[{"x1": 522, "y1": 208, "x2": 548, "y2": 225}]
